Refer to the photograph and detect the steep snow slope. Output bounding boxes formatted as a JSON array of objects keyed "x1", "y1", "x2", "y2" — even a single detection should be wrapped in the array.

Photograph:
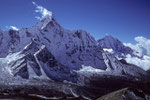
[{"x1": 4, "y1": 40, "x2": 78, "y2": 82}]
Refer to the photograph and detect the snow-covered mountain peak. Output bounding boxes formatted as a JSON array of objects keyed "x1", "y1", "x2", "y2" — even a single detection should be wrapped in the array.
[
  {"x1": 98, "y1": 35, "x2": 123, "y2": 52},
  {"x1": 98, "y1": 35, "x2": 120, "y2": 47},
  {"x1": 34, "y1": 13, "x2": 60, "y2": 30},
  {"x1": 98, "y1": 35, "x2": 134, "y2": 58},
  {"x1": 102, "y1": 35, "x2": 116, "y2": 40}
]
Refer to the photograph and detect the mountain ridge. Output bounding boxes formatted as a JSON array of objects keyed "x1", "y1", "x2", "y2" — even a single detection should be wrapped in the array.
[
  {"x1": 0, "y1": 12, "x2": 150, "y2": 100},
  {"x1": 0, "y1": 13, "x2": 149, "y2": 82}
]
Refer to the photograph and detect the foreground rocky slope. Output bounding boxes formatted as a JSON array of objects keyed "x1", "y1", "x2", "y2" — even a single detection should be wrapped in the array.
[{"x1": 97, "y1": 88, "x2": 150, "y2": 100}]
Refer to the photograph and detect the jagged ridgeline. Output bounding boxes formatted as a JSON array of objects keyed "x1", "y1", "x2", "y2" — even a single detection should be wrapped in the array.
[{"x1": 0, "y1": 13, "x2": 150, "y2": 99}]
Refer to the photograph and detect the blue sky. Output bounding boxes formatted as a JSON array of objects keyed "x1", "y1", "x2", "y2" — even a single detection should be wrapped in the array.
[{"x1": 0, "y1": 0, "x2": 150, "y2": 43}]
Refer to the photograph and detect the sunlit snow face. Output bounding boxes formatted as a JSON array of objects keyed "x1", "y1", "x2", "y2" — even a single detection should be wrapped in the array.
[{"x1": 103, "y1": 48, "x2": 114, "y2": 54}]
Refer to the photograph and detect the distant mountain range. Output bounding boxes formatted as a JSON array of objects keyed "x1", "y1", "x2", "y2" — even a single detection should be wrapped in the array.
[{"x1": 0, "y1": 13, "x2": 149, "y2": 99}]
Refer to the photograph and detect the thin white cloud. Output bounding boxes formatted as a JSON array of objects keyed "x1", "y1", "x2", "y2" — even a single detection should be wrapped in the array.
[
  {"x1": 124, "y1": 36, "x2": 150, "y2": 70},
  {"x1": 6, "y1": 26, "x2": 19, "y2": 31},
  {"x1": 32, "y1": 1, "x2": 52, "y2": 20},
  {"x1": 125, "y1": 54, "x2": 150, "y2": 71},
  {"x1": 124, "y1": 36, "x2": 150, "y2": 57}
]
